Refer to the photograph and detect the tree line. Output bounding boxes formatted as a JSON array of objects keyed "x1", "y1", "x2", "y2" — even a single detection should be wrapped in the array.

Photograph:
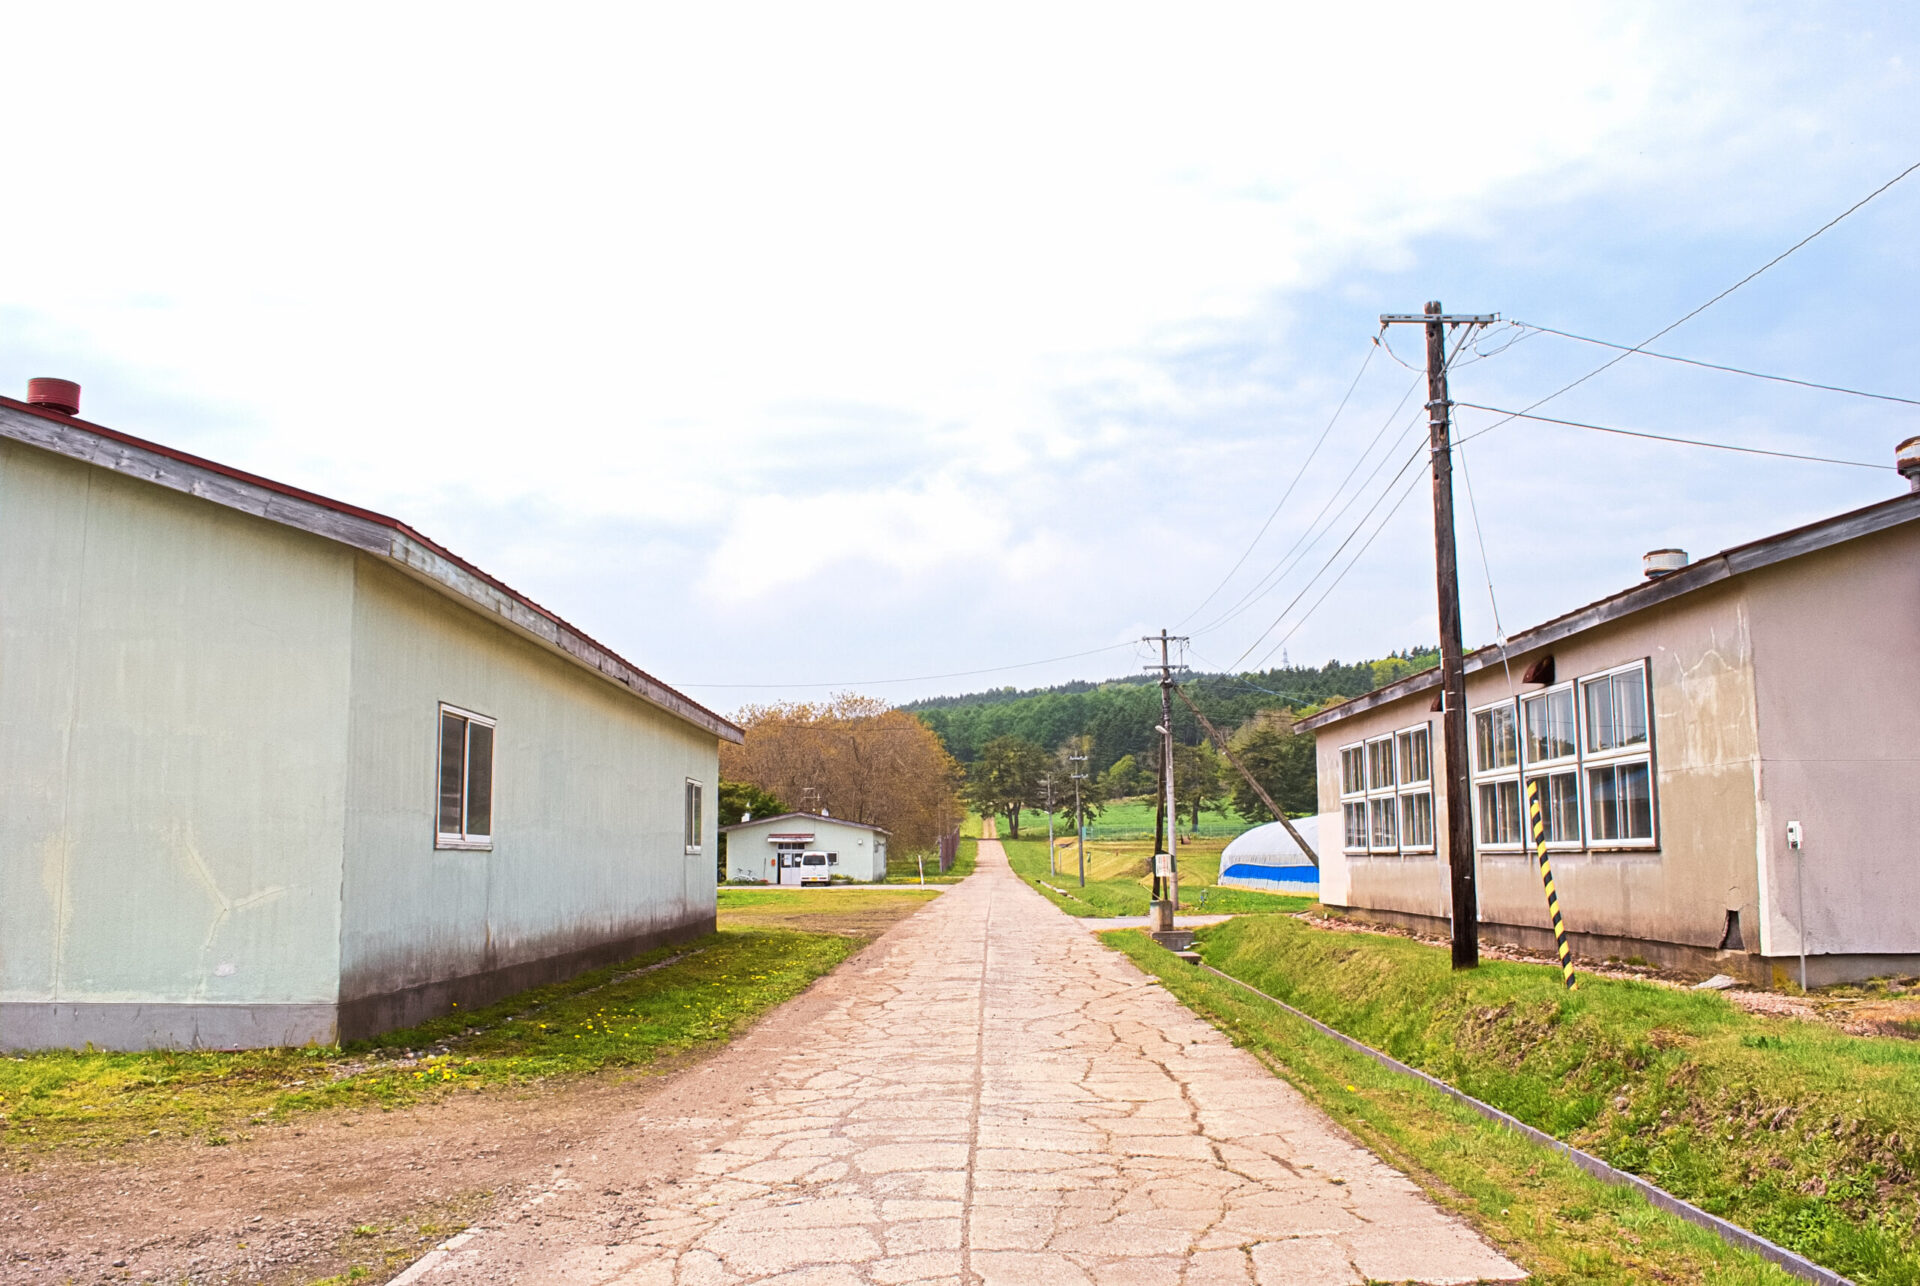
[{"x1": 922, "y1": 651, "x2": 1437, "y2": 839}]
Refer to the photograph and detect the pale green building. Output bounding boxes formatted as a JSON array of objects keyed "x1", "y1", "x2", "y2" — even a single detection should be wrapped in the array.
[{"x1": 0, "y1": 382, "x2": 741, "y2": 1050}]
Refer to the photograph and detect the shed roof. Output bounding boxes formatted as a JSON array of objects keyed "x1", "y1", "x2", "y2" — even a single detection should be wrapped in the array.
[
  {"x1": 1299, "y1": 487, "x2": 1920, "y2": 732},
  {"x1": 0, "y1": 396, "x2": 742, "y2": 743},
  {"x1": 720, "y1": 812, "x2": 891, "y2": 835}
]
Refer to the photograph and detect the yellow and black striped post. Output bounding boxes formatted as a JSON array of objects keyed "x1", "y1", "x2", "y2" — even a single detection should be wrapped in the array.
[{"x1": 1526, "y1": 779, "x2": 1577, "y2": 990}]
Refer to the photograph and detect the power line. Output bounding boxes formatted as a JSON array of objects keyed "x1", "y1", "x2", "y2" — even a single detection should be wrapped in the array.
[
  {"x1": 1471, "y1": 157, "x2": 1920, "y2": 444},
  {"x1": 1216, "y1": 320, "x2": 1484, "y2": 665},
  {"x1": 1453, "y1": 401, "x2": 1897, "y2": 471},
  {"x1": 1175, "y1": 340, "x2": 1379, "y2": 628},
  {"x1": 1513, "y1": 321, "x2": 1920, "y2": 407},
  {"x1": 1191, "y1": 375, "x2": 1425, "y2": 638},
  {"x1": 1246, "y1": 456, "x2": 1431, "y2": 672},
  {"x1": 1228, "y1": 431, "x2": 1433, "y2": 670},
  {"x1": 676, "y1": 640, "x2": 1138, "y2": 690}
]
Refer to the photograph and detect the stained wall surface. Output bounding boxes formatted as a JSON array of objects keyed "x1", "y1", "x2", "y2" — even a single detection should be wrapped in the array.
[
  {"x1": 0, "y1": 442, "x2": 352, "y2": 1048},
  {"x1": 338, "y1": 560, "x2": 718, "y2": 1033},
  {"x1": 1743, "y1": 521, "x2": 1920, "y2": 959},
  {"x1": 1314, "y1": 577, "x2": 1766, "y2": 957}
]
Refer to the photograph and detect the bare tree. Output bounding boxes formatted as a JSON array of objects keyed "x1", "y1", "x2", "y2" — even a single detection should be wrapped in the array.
[{"x1": 720, "y1": 694, "x2": 964, "y2": 851}]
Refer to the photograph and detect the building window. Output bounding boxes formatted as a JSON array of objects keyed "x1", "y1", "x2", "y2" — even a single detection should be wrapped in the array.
[
  {"x1": 1394, "y1": 723, "x2": 1434, "y2": 852},
  {"x1": 1580, "y1": 661, "x2": 1656, "y2": 847},
  {"x1": 1339, "y1": 743, "x2": 1367, "y2": 853},
  {"x1": 437, "y1": 704, "x2": 495, "y2": 850},
  {"x1": 684, "y1": 779, "x2": 704, "y2": 854},
  {"x1": 1470, "y1": 699, "x2": 1523, "y2": 851},
  {"x1": 1522, "y1": 683, "x2": 1581, "y2": 847}
]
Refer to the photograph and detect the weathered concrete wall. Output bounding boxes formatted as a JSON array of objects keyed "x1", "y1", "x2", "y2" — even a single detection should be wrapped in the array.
[
  {"x1": 723, "y1": 816, "x2": 889, "y2": 882},
  {"x1": 336, "y1": 560, "x2": 718, "y2": 1037},
  {"x1": 1744, "y1": 520, "x2": 1920, "y2": 962},
  {"x1": 1316, "y1": 577, "x2": 1765, "y2": 958},
  {"x1": 0, "y1": 442, "x2": 352, "y2": 1049}
]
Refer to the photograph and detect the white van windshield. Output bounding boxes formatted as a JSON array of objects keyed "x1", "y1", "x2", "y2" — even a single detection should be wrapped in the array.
[{"x1": 803, "y1": 854, "x2": 827, "y2": 866}]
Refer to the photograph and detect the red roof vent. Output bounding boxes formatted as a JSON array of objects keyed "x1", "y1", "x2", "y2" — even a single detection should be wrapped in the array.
[{"x1": 27, "y1": 378, "x2": 81, "y2": 416}]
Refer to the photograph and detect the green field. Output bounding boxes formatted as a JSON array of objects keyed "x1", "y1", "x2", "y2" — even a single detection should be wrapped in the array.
[
  {"x1": 1143, "y1": 914, "x2": 1920, "y2": 1284},
  {"x1": 1002, "y1": 836, "x2": 1313, "y2": 918},
  {"x1": 1007, "y1": 797, "x2": 1256, "y2": 841},
  {"x1": 886, "y1": 835, "x2": 978, "y2": 883}
]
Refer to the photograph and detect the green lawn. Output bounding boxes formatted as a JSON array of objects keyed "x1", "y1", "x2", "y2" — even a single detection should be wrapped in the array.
[
  {"x1": 0, "y1": 928, "x2": 859, "y2": 1154},
  {"x1": 1149, "y1": 914, "x2": 1920, "y2": 1284},
  {"x1": 1001, "y1": 836, "x2": 1313, "y2": 918},
  {"x1": 1008, "y1": 797, "x2": 1256, "y2": 841},
  {"x1": 886, "y1": 836, "x2": 977, "y2": 883}
]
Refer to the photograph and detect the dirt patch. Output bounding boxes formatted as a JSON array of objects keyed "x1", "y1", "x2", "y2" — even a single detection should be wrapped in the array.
[
  {"x1": 0, "y1": 896, "x2": 941, "y2": 1285},
  {"x1": 0, "y1": 1073, "x2": 634, "y2": 1284}
]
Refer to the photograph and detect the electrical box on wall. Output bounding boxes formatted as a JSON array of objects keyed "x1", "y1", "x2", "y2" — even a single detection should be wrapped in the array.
[{"x1": 1787, "y1": 820, "x2": 1803, "y2": 851}]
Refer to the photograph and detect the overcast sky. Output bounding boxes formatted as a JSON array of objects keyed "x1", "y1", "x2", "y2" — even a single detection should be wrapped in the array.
[{"x1": 5, "y1": 4, "x2": 1917, "y2": 710}]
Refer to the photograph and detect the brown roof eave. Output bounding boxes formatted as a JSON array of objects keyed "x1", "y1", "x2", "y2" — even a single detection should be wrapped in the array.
[
  {"x1": 1298, "y1": 489, "x2": 1920, "y2": 733},
  {"x1": 0, "y1": 397, "x2": 743, "y2": 744}
]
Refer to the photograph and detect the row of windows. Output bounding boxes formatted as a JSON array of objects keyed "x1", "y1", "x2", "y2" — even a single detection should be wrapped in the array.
[
  {"x1": 435, "y1": 703, "x2": 705, "y2": 854},
  {"x1": 1339, "y1": 725, "x2": 1435, "y2": 855},
  {"x1": 1340, "y1": 659, "x2": 1659, "y2": 857}
]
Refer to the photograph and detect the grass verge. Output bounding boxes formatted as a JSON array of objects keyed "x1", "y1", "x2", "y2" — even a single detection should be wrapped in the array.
[
  {"x1": 1149, "y1": 914, "x2": 1920, "y2": 1284},
  {"x1": 1002, "y1": 837, "x2": 1313, "y2": 918},
  {"x1": 0, "y1": 898, "x2": 909, "y2": 1154},
  {"x1": 1010, "y1": 797, "x2": 1254, "y2": 840},
  {"x1": 887, "y1": 836, "x2": 977, "y2": 883},
  {"x1": 1107, "y1": 929, "x2": 1808, "y2": 1285}
]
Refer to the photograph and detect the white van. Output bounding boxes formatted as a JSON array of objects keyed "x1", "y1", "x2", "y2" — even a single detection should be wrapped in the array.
[{"x1": 799, "y1": 851, "x2": 832, "y2": 886}]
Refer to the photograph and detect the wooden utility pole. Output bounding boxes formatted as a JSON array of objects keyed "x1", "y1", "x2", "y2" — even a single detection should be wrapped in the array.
[
  {"x1": 1380, "y1": 301, "x2": 1496, "y2": 970},
  {"x1": 1041, "y1": 773, "x2": 1056, "y2": 875},
  {"x1": 1146, "y1": 631, "x2": 1187, "y2": 911},
  {"x1": 1069, "y1": 745, "x2": 1090, "y2": 889}
]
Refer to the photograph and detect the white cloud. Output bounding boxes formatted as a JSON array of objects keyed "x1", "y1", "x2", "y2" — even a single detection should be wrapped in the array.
[{"x1": 2, "y1": 3, "x2": 1916, "y2": 701}]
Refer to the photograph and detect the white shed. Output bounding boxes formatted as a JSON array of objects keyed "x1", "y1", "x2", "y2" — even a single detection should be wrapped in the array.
[{"x1": 721, "y1": 813, "x2": 890, "y2": 884}]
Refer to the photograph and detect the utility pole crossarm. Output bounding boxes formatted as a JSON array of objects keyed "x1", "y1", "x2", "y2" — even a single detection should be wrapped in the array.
[
  {"x1": 1379, "y1": 313, "x2": 1499, "y2": 325},
  {"x1": 1170, "y1": 684, "x2": 1319, "y2": 868}
]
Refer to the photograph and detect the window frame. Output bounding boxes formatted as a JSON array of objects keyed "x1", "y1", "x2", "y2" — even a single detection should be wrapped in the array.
[
  {"x1": 435, "y1": 703, "x2": 497, "y2": 852},
  {"x1": 684, "y1": 778, "x2": 704, "y2": 855},
  {"x1": 1577, "y1": 659, "x2": 1659, "y2": 851},
  {"x1": 1521, "y1": 681, "x2": 1583, "y2": 849},
  {"x1": 1469, "y1": 697, "x2": 1524, "y2": 852},
  {"x1": 1338, "y1": 742, "x2": 1367, "y2": 854},
  {"x1": 1393, "y1": 722, "x2": 1435, "y2": 854}
]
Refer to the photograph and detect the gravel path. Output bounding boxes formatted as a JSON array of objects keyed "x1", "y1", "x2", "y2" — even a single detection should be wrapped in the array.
[{"x1": 408, "y1": 839, "x2": 1523, "y2": 1284}]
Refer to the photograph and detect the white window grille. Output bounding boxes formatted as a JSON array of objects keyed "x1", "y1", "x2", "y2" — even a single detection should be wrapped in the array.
[
  {"x1": 685, "y1": 779, "x2": 704, "y2": 854},
  {"x1": 1522, "y1": 683, "x2": 1582, "y2": 847},
  {"x1": 436, "y1": 704, "x2": 496, "y2": 850},
  {"x1": 1580, "y1": 661, "x2": 1656, "y2": 847},
  {"x1": 1471, "y1": 698, "x2": 1524, "y2": 850}
]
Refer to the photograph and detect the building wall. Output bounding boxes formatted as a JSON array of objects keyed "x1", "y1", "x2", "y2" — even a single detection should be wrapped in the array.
[
  {"x1": 1316, "y1": 577, "x2": 1766, "y2": 963},
  {"x1": 724, "y1": 817, "x2": 889, "y2": 882},
  {"x1": 0, "y1": 443, "x2": 353, "y2": 1050},
  {"x1": 336, "y1": 560, "x2": 718, "y2": 1037},
  {"x1": 1743, "y1": 521, "x2": 1920, "y2": 965}
]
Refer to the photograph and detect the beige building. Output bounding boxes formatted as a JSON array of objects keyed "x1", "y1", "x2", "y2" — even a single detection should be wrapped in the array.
[
  {"x1": 1300, "y1": 476, "x2": 1920, "y2": 985},
  {"x1": 1, "y1": 379, "x2": 741, "y2": 1051}
]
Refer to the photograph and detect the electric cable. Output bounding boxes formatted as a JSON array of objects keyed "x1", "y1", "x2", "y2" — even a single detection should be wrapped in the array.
[
  {"x1": 1469, "y1": 156, "x2": 1920, "y2": 444},
  {"x1": 1453, "y1": 402, "x2": 1897, "y2": 471},
  {"x1": 1191, "y1": 375, "x2": 1424, "y2": 638},
  {"x1": 1512, "y1": 322, "x2": 1920, "y2": 407},
  {"x1": 1175, "y1": 340, "x2": 1379, "y2": 628}
]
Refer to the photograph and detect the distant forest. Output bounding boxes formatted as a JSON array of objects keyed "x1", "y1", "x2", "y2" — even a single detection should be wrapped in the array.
[{"x1": 907, "y1": 649, "x2": 1438, "y2": 774}]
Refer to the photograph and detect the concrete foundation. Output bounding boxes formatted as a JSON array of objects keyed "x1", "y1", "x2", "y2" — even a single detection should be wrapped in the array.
[{"x1": 1323, "y1": 905, "x2": 1920, "y2": 988}]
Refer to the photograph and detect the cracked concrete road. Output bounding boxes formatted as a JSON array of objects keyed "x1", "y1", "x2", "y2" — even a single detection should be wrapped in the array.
[{"x1": 408, "y1": 840, "x2": 1524, "y2": 1285}]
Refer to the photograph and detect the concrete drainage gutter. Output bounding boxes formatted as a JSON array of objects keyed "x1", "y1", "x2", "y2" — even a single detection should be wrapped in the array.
[{"x1": 1185, "y1": 958, "x2": 1852, "y2": 1286}]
